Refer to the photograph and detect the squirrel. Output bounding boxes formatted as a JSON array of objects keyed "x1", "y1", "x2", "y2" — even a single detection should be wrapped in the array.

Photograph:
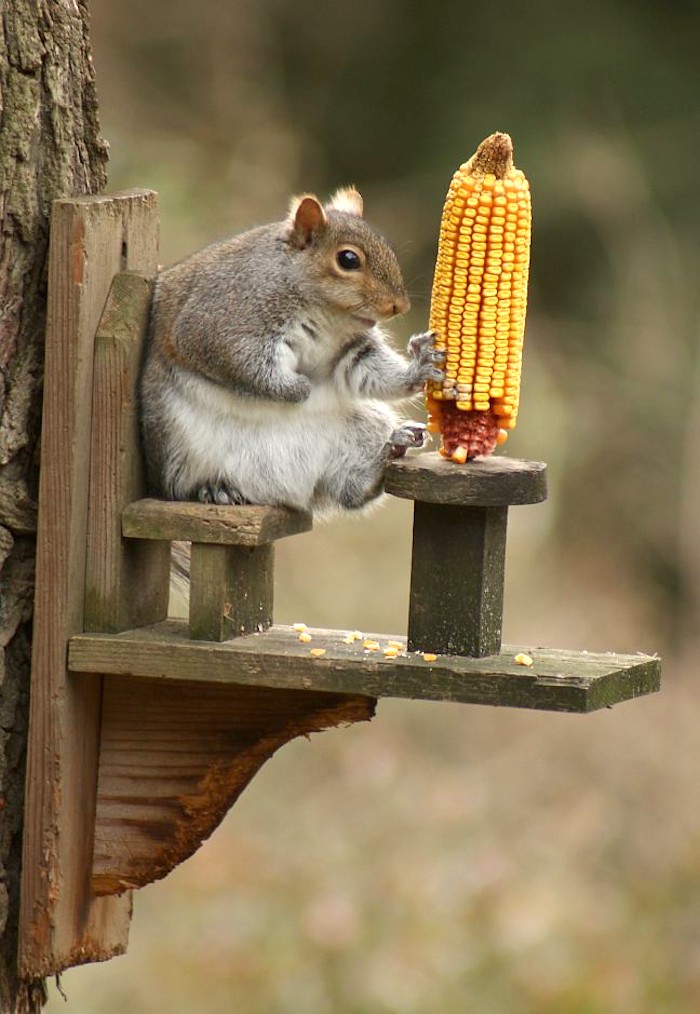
[{"x1": 139, "y1": 186, "x2": 444, "y2": 514}]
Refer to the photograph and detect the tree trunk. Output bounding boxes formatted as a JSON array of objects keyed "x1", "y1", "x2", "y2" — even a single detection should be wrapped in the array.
[{"x1": 0, "y1": 1, "x2": 108, "y2": 1009}]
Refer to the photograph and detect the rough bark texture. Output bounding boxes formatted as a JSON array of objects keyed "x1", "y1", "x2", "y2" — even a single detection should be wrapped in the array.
[{"x1": 0, "y1": 1, "x2": 108, "y2": 1009}]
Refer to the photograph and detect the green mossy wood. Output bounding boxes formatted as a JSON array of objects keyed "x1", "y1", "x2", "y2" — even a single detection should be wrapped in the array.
[
  {"x1": 189, "y1": 543, "x2": 274, "y2": 642},
  {"x1": 70, "y1": 621, "x2": 660, "y2": 714},
  {"x1": 386, "y1": 455, "x2": 547, "y2": 656}
]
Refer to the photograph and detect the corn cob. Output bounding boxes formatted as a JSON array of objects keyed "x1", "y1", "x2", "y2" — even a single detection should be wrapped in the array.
[{"x1": 426, "y1": 132, "x2": 531, "y2": 462}]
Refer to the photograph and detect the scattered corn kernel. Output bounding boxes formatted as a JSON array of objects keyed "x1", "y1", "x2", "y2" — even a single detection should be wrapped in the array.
[
  {"x1": 342, "y1": 635, "x2": 356, "y2": 645},
  {"x1": 422, "y1": 653, "x2": 438, "y2": 662},
  {"x1": 293, "y1": 622, "x2": 307, "y2": 632},
  {"x1": 514, "y1": 652, "x2": 534, "y2": 667},
  {"x1": 387, "y1": 640, "x2": 404, "y2": 650},
  {"x1": 309, "y1": 648, "x2": 326, "y2": 658},
  {"x1": 383, "y1": 647, "x2": 399, "y2": 658},
  {"x1": 298, "y1": 631, "x2": 313, "y2": 643},
  {"x1": 363, "y1": 640, "x2": 381, "y2": 651}
]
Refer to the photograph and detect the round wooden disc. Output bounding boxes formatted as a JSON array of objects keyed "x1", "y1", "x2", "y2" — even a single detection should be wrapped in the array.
[{"x1": 384, "y1": 452, "x2": 547, "y2": 507}]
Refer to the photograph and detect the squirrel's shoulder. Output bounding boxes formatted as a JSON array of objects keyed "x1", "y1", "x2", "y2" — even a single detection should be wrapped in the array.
[{"x1": 158, "y1": 221, "x2": 286, "y2": 285}]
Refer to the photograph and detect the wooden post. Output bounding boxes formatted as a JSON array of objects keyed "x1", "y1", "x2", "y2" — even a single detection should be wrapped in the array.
[
  {"x1": 85, "y1": 271, "x2": 171, "y2": 632},
  {"x1": 409, "y1": 502, "x2": 508, "y2": 656},
  {"x1": 189, "y1": 543, "x2": 274, "y2": 641},
  {"x1": 19, "y1": 192, "x2": 159, "y2": 980},
  {"x1": 385, "y1": 453, "x2": 547, "y2": 657}
]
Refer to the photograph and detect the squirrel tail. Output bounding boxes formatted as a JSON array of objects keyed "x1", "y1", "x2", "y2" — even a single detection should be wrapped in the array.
[{"x1": 170, "y1": 540, "x2": 191, "y2": 603}]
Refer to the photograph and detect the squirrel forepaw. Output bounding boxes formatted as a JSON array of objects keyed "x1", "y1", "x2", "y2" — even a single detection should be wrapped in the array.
[
  {"x1": 405, "y1": 330, "x2": 445, "y2": 391},
  {"x1": 388, "y1": 421, "x2": 429, "y2": 459},
  {"x1": 407, "y1": 330, "x2": 446, "y2": 362}
]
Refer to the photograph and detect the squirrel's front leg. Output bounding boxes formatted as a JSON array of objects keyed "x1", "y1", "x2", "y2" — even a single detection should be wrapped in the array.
[
  {"x1": 171, "y1": 315, "x2": 312, "y2": 403},
  {"x1": 336, "y1": 329, "x2": 444, "y2": 401},
  {"x1": 239, "y1": 338, "x2": 312, "y2": 403}
]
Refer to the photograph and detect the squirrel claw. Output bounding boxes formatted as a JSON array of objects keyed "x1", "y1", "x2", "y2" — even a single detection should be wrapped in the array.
[{"x1": 196, "y1": 482, "x2": 247, "y2": 506}]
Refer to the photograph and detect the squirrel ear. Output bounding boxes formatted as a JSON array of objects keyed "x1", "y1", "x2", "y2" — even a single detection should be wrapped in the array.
[
  {"x1": 288, "y1": 194, "x2": 327, "y2": 248},
  {"x1": 327, "y1": 186, "x2": 364, "y2": 218}
]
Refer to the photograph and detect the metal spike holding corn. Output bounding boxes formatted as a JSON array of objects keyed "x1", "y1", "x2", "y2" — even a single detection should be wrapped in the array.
[{"x1": 426, "y1": 132, "x2": 532, "y2": 463}]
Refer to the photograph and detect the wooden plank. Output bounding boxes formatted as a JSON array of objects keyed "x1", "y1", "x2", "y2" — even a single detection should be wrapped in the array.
[
  {"x1": 19, "y1": 191, "x2": 159, "y2": 980},
  {"x1": 85, "y1": 272, "x2": 170, "y2": 633},
  {"x1": 385, "y1": 452, "x2": 547, "y2": 506},
  {"x1": 68, "y1": 622, "x2": 661, "y2": 714},
  {"x1": 189, "y1": 543, "x2": 273, "y2": 641},
  {"x1": 408, "y1": 502, "x2": 507, "y2": 657},
  {"x1": 92, "y1": 676, "x2": 375, "y2": 895},
  {"x1": 122, "y1": 499, "x2": 312, "y2": 546}
]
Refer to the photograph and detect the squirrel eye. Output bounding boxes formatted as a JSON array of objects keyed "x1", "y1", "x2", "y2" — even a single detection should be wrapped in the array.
[{"x1": 336, "y1": 248, "x2": 362, "y2": 271}]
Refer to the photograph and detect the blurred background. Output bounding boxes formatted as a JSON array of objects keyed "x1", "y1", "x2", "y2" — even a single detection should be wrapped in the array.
[{"x1": 48, "y1": 1, "x2": 700, "y2": 1010}]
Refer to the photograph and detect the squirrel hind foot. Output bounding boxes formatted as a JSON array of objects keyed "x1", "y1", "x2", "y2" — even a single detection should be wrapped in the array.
[{"x1": 195, "y1": 481, "x2": 248, "y2": 506}]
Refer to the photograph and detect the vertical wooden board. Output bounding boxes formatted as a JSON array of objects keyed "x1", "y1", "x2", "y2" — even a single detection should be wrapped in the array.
[
  {"x1": 19, "y1": 191, "x2": 159, "y2": 980},
  {"x1": 84, "y1": 271, "x2": 170, "y2": 633},
  {"x1": 92, "y1": 676, "x2": 375, "y2": 895},
  {"x1": 407, "y1": 502, "x2": 508, "y2": 657},
  {"x1": 189, "y1": 543, "x2": 274, "y2": 642}
]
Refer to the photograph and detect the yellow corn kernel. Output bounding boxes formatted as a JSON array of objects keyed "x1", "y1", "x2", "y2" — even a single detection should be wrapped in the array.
[
  {"x1": 427, "y1": 132, "x2": 532, "y2": 438},
  {"x1": 514, "y1": 652, "x2": 534, "y2": 667}
]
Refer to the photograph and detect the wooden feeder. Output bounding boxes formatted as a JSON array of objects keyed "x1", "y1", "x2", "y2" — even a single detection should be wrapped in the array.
[{"x1": 18, "y1": 191, "x2": 661, "y2": 980}]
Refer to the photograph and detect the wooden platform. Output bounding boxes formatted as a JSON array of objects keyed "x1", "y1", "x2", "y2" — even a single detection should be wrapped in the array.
[{"x1": 69, "y1": 621, "x2": 660, "y2": 714}]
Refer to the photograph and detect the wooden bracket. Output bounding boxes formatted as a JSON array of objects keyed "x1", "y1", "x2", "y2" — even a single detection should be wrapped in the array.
[{"x1": 19, "y1": 192, "x2": 661, "y2": 981}]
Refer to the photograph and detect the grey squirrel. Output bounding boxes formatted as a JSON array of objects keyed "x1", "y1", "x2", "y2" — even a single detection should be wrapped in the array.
[{"x1": 139, "y1": 186, "x2": 444, "y2": 513}]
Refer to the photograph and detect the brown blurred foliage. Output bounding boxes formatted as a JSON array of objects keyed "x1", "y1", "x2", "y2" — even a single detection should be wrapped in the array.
[{"x1": 47, "y1": 1, "x2": 700, "y2": 1011}]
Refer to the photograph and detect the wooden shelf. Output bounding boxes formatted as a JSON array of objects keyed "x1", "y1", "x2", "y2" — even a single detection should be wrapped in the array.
[{"x1": 69, "y1": 621, "x2": 660, "y2": 714}]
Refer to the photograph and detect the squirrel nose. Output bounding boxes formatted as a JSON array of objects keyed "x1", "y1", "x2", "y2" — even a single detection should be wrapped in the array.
[{"x1": 381, "y1": 294, "x2": 410, "y2": 318}]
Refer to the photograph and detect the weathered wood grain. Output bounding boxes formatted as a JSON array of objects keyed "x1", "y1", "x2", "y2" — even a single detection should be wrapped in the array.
[
  {"x1": 408, "y1": 503, "x2": 508, "y2": 657},
  {"x1": 85, "y1": 272, "x2": 170, "y2": 633},
  {"x1": 68, "y1": 622, "x2": 661, "y2": 714},
  {"x1": 19, "y1": 192, "x2": 159, "y2": 980},
  {"x1": 189, "y1": 543, "x2": 274, "y2": 641},
  {"x1": 92, "y1": 676, "x2": 374, "y2": 895},
  {"x1": 122, "y1": 499, "x2": 312, "y2": 546},
  {"x1": 385, "y1": 452, "x2": 547, "y2": 506}
]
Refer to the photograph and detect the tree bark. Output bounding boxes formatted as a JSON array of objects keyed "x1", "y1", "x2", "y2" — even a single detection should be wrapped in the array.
[{"x1": 0, "y1": 1, "x2": 108, "y2": 1009}]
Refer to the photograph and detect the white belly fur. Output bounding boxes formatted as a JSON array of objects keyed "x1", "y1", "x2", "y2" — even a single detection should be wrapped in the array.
[{"x1": 163, "y1": 372, "x2": 399, "y2": 509}]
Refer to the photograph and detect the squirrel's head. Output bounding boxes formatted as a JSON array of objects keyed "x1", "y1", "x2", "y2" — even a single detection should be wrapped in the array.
[{"x1": 284, "y1": 187, "x2": 410, "y2": 326}]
